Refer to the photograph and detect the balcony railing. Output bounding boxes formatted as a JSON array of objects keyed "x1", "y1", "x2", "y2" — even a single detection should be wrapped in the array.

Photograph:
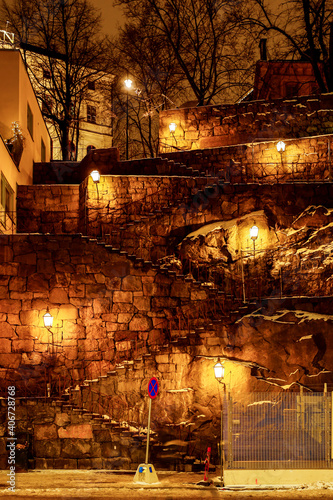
[{"x1": 0, "y1": 211, "x2": 16, "y2": 234}]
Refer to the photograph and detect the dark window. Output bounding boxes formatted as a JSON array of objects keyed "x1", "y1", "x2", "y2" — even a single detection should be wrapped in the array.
[
  {"x1": 285, "y1": 82, "x2": 299, "y2": 98},
  {"x1": 1, "y1": 173, "x2": 14, "y2": 225},
  {"x1": 41, "y1": 138, "x2": 46, "y2": 162},
  {"x1": 88, "y1": 81, "x2": 95, "y2": 90},
  {"x1": 87, "y1": 105, "x2": 96, "y2": 123},
  {"x1": 27, "y1": 103, "x2": 33, "y2": 139}
]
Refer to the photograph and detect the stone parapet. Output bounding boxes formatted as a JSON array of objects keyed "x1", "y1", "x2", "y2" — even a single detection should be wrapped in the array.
[{"x1": 159, "y1": 94, "x2": 333, "y2": 152}]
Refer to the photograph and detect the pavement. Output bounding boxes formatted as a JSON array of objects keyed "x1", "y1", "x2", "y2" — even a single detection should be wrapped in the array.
[{"x1": 1, "y1": 469, "x2": 333, "y2": 499}]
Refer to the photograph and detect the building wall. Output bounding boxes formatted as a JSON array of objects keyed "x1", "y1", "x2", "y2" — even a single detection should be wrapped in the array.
[
  {"x1": 252, "y1": 60, "x2": 324, "y2": 100},
  {"x1": 0, "y1": 49, "x2": 51, "y2": 233},
  {"x1": 159, "y1": 94, "x2": 333, "y2": 153}
]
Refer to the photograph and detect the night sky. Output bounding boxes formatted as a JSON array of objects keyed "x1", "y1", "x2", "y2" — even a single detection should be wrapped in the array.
[{"x1": 92, "y1": 0, "x2": 124, "y2": 35}]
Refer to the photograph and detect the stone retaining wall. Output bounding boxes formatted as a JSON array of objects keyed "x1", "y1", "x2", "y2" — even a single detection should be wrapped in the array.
[
  {"x1": 0, "y1": 398, "x2": 144, "y2": 470},
  {"x1": 159, "y1": 94, "x2": 333, "y2": 152},
  {"x1": 17, "y1": 185, "x2": 80, "y2": 234},
  {"x1": 0, "y1": 233, "x2": 210, "y2": 394},
  {"x1": 160, "y1": 134, "x2": 333, "y2": 178}
]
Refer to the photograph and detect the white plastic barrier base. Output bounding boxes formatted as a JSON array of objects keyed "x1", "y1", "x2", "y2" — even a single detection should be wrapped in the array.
[{"x1": 133, "y1": 463, "x2": 159, "y2": 484}]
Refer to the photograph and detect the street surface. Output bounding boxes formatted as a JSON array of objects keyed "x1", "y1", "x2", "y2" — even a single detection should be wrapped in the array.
[{"x1": 1, "y1": 470, "x2": 333, "y2": 499}]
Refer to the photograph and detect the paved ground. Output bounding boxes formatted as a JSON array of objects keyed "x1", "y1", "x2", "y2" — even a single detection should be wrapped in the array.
[{"x1": 1, "y1": 470, "x2": 333, "y2": 499}]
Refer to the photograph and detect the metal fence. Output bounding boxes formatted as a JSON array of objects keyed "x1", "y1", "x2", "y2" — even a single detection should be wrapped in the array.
[{"x1": 223, "y1": 391, "x2": 333, "y2": 469}]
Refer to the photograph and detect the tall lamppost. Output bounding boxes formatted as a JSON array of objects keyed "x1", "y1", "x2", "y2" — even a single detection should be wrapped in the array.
[
  {"x1": 214, "y1": 359, "x2": 225, "y2": 487},
  {"x1": 250, "y1": 225, "x2": 259, "y2": 259},
  {"x1": 124, "y1": 78, "x2": 132, "y2": 160},
  {"x1": 43, "y1": 311, "x2": 54, "y2": 397},
  {"x1": 276, "y1": 140, "x2": 285, "y2": 168},
  {"x1": 169, "y1": 122, "x2": 177, "y2": 151}
]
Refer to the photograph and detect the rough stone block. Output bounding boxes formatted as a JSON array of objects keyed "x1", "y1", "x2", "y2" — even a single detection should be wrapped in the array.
[
  {"x1": 113, "y1": 291, "x2": 132, "y2": 303},
  {"x1": 122, "y1": 275, "x2": 142, "y2": 291},
  {"x1": 34, "y1": 440, "x2": 61, "y2": 458},
  {"x1": 61, "y1": 439, "x2": 100, "y2": 458},
  {"x1": 54, "y1": 413, "x2": 71, "y2": 427},
  {"x1": 12, "y1": 339, "x2": 34, "y2": 352},
  {"x1": 58, "y1": 424, "x2": 93, "y2": 439},
  {"x1": 0, "y1": 323, "x2": 15, "y2": 338},
  {"x1": 35, "y1": 424, "x2": 58, "y2": 441}
]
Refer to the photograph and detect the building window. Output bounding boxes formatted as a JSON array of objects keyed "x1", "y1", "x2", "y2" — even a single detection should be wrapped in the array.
[
  {"x1": 27, "y1": 102, "x2": 34, "y2": 139},
  {"x1": 41, "y1": 138, "x2": 46, "y2": 162},
  {"x1": 1, "y1": 173, "x2": 14, "y2": 226},
  {"x1": 87, "y1": 105, "x2": 96, "y2": 124},
  {"x1": 87, "y1": 145, "x2": 96, "y2": 154},
  {"x1": 88, "y1": 80, "x2": 95, "y2": 90},
  {"x1": 285, "y1": 82, "x2": 299, "y2": 98}
]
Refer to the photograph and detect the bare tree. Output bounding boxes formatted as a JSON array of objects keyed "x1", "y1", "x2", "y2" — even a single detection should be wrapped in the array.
[
  {"x1": 243, "y1": 0, "x2": 333, "y2": 92},
  {"x1": 1, "y1": 0, "x2": 110, "y2": 160},
  {"x1": 114, "y1": 0, "x2": 257, "y2": 106},
  {"x1": 110, "y1": 19, "x2": 185, "y2": 158}
]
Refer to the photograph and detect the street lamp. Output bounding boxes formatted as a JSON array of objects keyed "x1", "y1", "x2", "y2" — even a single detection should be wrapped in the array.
[
  {"x1": 169, "y1": 122, "x2": 177, "y2": 151},
  {"x1": 43, "y1": 310, "x2": 54, "y2": 397},
  {"x1": 277, "y1": 141, "x2": 285, "y2": 167},
  {"x1": 90, "y1": 170, "x2": 100, "y2": 183},
  {"x1": 214, "y1": 358, "x2": 225, "y2": 487},
  {"x1": 43, "y1": 311, "x2": 53, "y2": 328},
  {"x1": 250, "y1": 225, "x2": 259, "y2": 259},
  {"x1": 124, "y1": 78, "x2": 132, "y2": 160},
  {"x1": 276, "y1": 140, "x2": 285, "y2": 153}
]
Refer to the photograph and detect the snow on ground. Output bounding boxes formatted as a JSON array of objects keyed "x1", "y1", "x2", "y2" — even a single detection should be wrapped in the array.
[{"x1": 3, "y1": 471, "x2": 333, "y2": 498}]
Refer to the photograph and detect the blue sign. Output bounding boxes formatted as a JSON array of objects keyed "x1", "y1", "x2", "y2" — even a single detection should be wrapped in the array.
[{"x1": 148, "y1": 377, "x2": 159, "y2": 399}]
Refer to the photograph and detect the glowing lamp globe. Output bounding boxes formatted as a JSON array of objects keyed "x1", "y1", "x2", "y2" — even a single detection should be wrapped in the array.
[
  {"x1": 214, "y1": 361, "x2": 224, "y2": 381},
  {"x1": 276, "y1": 141, "x2": 285, "y2": 153},
  {"x1": 124, "y1": 79, "x2": 132, "y2": 89},
  {"x1": 250, "y1": 225, "x2": 259, "y2": 241},
  {"x1": 90, "y1": 170, "x2": 100, "y2": 183},
  {"x1": 43, "y1": 312, "x2": 53, "y2": 328},
  {"x1": 169, "y1": 122, "x2": 177, "y2": 133}
]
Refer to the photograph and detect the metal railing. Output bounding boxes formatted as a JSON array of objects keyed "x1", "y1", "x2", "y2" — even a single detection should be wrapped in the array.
[
  {"x1": 0, "y1": 211, "x2": 16, "y2": 234},
  {"x1": 223, "y1": 391, "x2": 333, "y2": 469}
]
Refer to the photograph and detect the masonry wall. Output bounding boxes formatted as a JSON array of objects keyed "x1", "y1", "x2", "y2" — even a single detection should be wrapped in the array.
[
  {"x1": 0, "y1": 233, "x2": 213, "y2": 395},
  {"x1": 17, "y1": 185, "x2": 80, "y2": 233},
  {"x1": 0, "y1": 398, "x2": 145, "y2": 470},
  {"x1": 159, "y1": 94, "x2": 333, "y2": 152}
]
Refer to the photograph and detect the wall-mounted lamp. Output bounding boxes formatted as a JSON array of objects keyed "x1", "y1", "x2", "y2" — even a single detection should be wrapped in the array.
[
  {"x1": 169, "y1": 122, "x2": 177, "y2": 133},
  {"x1": 250, "y1": 225, "x2": 259, "y2": 259},
  {"x1": 90, "y1": 170, "x2": 100, "y2": 183}
]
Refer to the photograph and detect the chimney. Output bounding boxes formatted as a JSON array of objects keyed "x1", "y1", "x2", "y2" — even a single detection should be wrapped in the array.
[{"x1": 259, "y1": 39, "x2": 267, "y2": 61}]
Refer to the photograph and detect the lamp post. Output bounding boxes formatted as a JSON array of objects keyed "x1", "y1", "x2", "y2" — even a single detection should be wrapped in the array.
[
  {"x1": 85, "y1": 170, "x2": 100, "y2": 235},
  {"x1": 90, "y1": 170, "x2": 100, "y2": 183},
  {"x1": 124, "y1": 78, "x2": 132, "y2": 160},
  {"x1": 276, "y1": 141, "x2": 285, "y2": 169},
  {"x1": 43, "y1": 311, "x2": 54, "y2": 397},
  {"x1": 214, "y1": 359, "x2": 225, "y2": 487},
  {"x1": 250, "y1": 225, "x2": 259, "y2": 259},
  {"x1": 169, "y1": 122, "x2": 177, "y2": 152}
]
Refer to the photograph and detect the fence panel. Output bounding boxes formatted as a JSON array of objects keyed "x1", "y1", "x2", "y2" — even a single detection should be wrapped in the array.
[{"x1": 225, "y1": 392, "x2": 332, "y2": 469}]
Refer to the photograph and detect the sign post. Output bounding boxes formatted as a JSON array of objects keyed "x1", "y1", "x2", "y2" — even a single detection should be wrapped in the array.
[{"x1": 133, "y1": 377, "x2": 159, "y2": 484}]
